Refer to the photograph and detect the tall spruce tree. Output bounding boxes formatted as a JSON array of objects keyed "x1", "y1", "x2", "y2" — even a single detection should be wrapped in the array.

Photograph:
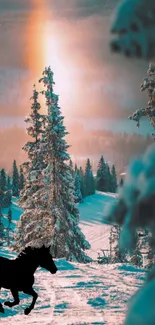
[
  {"x1": 38, "y1": 67, "x2": 91, "y2": 262},
  {"x1": 106, "y1": 163, "x2": 112, "y2": 192},
  {"x1": 15, "y1": 67, "x2": 92, "y2": 263},
  {"x1": 111, "y1": 165, "x2": 117, "y2": 193},
  {"x1": 12, "y1": 160, "x2": 19, "y2": 197},
  {"x1": 79, "y1": 166, "x2": 85, "y2": 199},
  {"x1": 0, "y1": 169, "x2": 11, "y2": 208},
  {"x1": 15, "y1": 85, "x2": 56, "y2": 250},
  {"x1": 96, "y1": 156, "x2": 110, "y2": 192},
  {"x1": 7, "y1": 176, "x2": 11, "y2": 190},
  {"x1": 69, "y1": 159, "x2": 74, "y2": 177},
  {"x1": 74, "y1": 163, "x2": 78, "y2": 174},
  {"x1": 84, "y1": 159, "x2": 95, "y2": 196},
  {"x1": 0, "y1": 169, "x2": 6, "y2": 207},
  {"x1": 14, "y1": 85, "x2": 51, "y2": 249},
  {"x1": 0, "y1": 169, "x2": 6, "y2": 192},
  {"x1": 96, "y1": 156, "x2": 105, "y2": 191},
  {"x1": 74, "y1": 170, "x2": 83, "y2": 203},
  {"x1": 3, "y1": 190, "x2": 12, "y2": 208}
]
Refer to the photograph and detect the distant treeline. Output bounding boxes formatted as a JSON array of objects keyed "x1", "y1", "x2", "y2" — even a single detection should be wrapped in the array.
[
  {"x1": 67, "y1": 130, "x2": 154, "y2": 176},
  {"x1": 0, "y1": 160, "x2": 25, "y2": 209},
  {"x1": 0, "y1": 126, "x2": 153, "y2": 177},
  {"x1": 71, "y1": 155, "x2": 117, "y2": 204}
]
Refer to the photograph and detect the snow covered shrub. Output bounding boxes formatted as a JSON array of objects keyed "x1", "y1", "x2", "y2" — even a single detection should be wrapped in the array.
[
  {"x1": 97, "y1": 253, "x2": 111, "y2": 264},
  {"x1": 129, "y1": 247, "x2": 143, "y2": 267},
  {"x1": 105, "y1": 143, "x2": 155, "y2": 324},
  {"x1": 109, "y1": 225, "x2": 128, "y2": 263},
  {"x1": 110, "y1": 0, "x2": 155, "y2": 59}
]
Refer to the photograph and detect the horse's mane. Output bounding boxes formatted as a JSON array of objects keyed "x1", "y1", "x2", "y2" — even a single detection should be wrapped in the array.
[
  {"x1": 16, "y1": 245, "x2": 50, "y2": 260},
  {"x1": 17, "y1": 246, "x2": 39, "y2": 260}
]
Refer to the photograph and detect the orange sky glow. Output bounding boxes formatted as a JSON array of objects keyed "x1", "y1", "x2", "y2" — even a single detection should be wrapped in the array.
[
  {"x1": 25, "y1": 1, "x2": 46, "y2": 73},
  {"x1": 24, "y1": 0, "x2": 76, "y2": 111},
  {"x1": 0, "y1": 0, "x2": 150, "y2": 170}
]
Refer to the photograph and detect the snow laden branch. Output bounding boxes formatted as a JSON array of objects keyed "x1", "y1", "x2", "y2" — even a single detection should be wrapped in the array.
[
  {"x1": 104, "y1": 144, "x2": 155, "y2": 325},
  {"x1": 110, "y1": 0, "x2": 155, "y2": 59},
  {"x1": 129, "y1": 63, "x2": 155, "y2": 136}
]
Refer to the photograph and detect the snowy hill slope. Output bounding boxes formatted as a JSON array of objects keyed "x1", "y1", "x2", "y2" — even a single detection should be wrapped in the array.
[
  {"x1": 79, "y1": 191, "x2": 117, "y2": 260},
  {"x1": 0, "y1": 192, "x2": 146, "y2": 324}
]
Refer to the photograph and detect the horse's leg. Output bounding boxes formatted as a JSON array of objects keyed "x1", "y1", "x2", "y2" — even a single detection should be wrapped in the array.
[
  {"x1": 4, "y1": 288, "x2": 20, "y2": 308},
  {"x1": 23, "y1": 287, "x2": 38, "y2": 315},
  {"x1": 0, "y1": 287, "x2": 4, "y2": 313},
  {"x1": 0, "y1": 304, "x2": 4, "y2": 313}
]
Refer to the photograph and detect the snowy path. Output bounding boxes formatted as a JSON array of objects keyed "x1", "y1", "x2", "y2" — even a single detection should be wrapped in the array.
[
  {"x1": 0, "y1": 192, "x2": 146, "y2": 324},
  {"x1": 0, "y1": 261, "x2": 146, "y2": 325}
]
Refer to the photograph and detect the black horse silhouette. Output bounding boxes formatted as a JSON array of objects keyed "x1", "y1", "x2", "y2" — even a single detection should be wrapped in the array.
[{"x1": 0, "y1": 245, "x2": 58, "y2": 315}]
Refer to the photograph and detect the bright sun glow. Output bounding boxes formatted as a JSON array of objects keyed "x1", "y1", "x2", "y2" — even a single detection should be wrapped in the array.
[{"x1": 44, "y1": 23, "x2": 72, "y2": 99}]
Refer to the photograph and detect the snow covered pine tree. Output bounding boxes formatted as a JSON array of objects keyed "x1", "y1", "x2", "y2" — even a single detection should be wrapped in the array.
[
  {"x1": 15, "y1": 67, "x2": 92, "y2": 263},
  {"x1": 12, "y1": 160, "x2": 19, "y2": 197},
  {"x1": 111, "y1": 165, "x2": 117, "y2": 193},
  {"x1": 84, "y1": 158, "x2": 95, "y2": 196},
  {"x1": 74, "y1": 169, "x2": 83, "y2": 203},
  {"x1": 38, "y1": 67, "x2": 91, "y2": 263},
  {"x1": 79, "y1": 166, "x2": 85, "y2": 199},
  {"x1": 96, "y1": 155, "x2": 108, "y2": 192},
  {"x1": 14, "y1": 85, "x2": 53, "y2": 250}
]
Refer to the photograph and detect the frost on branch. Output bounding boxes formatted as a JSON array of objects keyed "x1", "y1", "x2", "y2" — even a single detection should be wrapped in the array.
[
  {"x1": 129, "y1": 63, "x2": 155, "y2": 135},
  {"x1": 110, "y1": 0, "x2": 155, "y2": 59}
]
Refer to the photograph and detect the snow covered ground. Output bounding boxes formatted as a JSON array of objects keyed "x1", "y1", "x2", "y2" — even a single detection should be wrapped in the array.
[{"x1": 0, "y1": 192, "x2": 146, "y2": 324}]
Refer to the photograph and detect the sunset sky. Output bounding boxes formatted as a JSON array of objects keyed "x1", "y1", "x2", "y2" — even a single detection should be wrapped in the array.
[{"x1": 0, "y1": 0, "x2": 153, "y2": 169}]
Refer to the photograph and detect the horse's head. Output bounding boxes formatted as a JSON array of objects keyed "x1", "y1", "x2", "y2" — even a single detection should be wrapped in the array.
[{"x1": 39, "y1": 246, "x2": 58, "y2": 274}]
